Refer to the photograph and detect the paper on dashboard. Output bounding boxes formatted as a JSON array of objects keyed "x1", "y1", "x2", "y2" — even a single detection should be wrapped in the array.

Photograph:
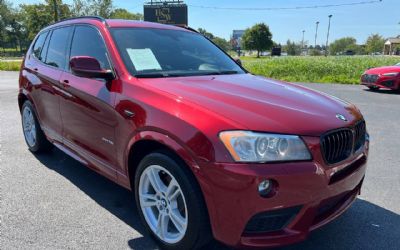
[{"x1": 127, "y1": 48, "x2": 162, "y2": 71}]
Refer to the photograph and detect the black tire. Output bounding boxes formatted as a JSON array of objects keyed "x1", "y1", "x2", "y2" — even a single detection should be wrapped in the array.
[
  {"x1": 21, "y1": 100, "x2": 53, "y2": 153},
  {"x1": 134, "y1": 151, "x2": 211, "y2": 250}
]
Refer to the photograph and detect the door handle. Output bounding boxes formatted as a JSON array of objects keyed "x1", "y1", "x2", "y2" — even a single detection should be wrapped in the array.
[
  {"x1": 62, "y1": 79, "x2": 69, "y2": 87},
  {"x1": 33, "y1": 68, "x2": 38, "y2": 71}
]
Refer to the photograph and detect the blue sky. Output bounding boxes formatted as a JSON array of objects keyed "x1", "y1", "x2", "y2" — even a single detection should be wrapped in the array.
[{"x1": 12, "y1": 0, "x2": 400, "y2": 45}]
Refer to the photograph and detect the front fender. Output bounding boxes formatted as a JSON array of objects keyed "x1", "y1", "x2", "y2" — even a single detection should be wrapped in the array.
[
  {"x1": 124, "y1": 129, "x2": 202, "y2": 174},
  {"x1": 122, "y1": 129, "x2": 218, "y2": 237}
]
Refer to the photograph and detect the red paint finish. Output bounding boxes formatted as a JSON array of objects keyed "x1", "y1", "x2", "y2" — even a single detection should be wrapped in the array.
[
  {"x1": 196, "y1": 136, "x2": 368, "y2": 248},
  {"x1": 23, "y1": 58, "x2": 64, "y2": 142},
  {"x1": 361, "y1": 65, "x2": 400, "y2": 90},
  {"x1": 19, "y1": 18, "x2": 368, "y2": 248}
]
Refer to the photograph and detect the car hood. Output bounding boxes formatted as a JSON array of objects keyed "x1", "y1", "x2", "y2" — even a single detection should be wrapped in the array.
[
  {"x1": 365, "y1": 66, "x2": 400, "y2": 74},
  {"x1": 138, "y1": 74, "x2": 363, "y2": 136}
]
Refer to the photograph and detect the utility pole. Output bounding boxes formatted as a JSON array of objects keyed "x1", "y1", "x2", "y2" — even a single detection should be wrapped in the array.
[
  {"x1": 325, "y1": 14, "x2": 333, "y2": 56},
  {"x1": 314, "y1": 21, "x2": 319, "y2": 48},
  {"x1": 52, "y1": 0, "x2": 59, "y2": 22},
  {"x1": 302, "y1": 30, "x2": 305, "y2": 55}
]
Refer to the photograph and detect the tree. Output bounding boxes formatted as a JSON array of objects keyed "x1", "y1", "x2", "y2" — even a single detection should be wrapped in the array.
[
  {"x1": 198, "y1": 28, "x2": 214, "y2": 39},
  {"x1": 0, "y1": 0, "x2": 146, "y2": 54},
  {"x1": 365, "y1": 34, "x2": 385, "y2": 54},
  {"x1": 0, "y1": 1, "x2": 27, "y2": 51},
  {"x1": 71, "y1": 0, "x2": 113, "y2": 18},
  {"x1": 97, "y1": 0, "x2": 113, "y2": 18},
  {"x1": 242, "y1": 23, "x2": 273, "y2": 57},
  {"x1": 211, "y1": 37, "x2": 231, "y2": 52},
  {"x1": 197, "y1": 28, "x2": 231, "y2": 52},
  {"x1": 0, "y1": 0, "x2": 12, "y2": 51},
  {"x1": 46, "y1": 0, "x2": 71, "y2": 21},
  {"x1": 110, "y1": 8, "x2": 142, "y2": 20},
  {"x1": 284, "y1": 39, "x2": 301, "y2": 56},
  {"x1": 19, "y1": 0, "x2": 71, "y2": 42},
  {"x1": 329, "y1": 37, "x2": 357, "y2": 55},
  {"x1": 71, "y1": 1, "x2": 142, "y2": 19},
  {"x1": 19, "y1": 4, "x2": 53, "y2": 41},
  {"x1": 346, "y1": 43, "x2": 366, "y2": 55},
  {"x1": 309, "y1": 49, "x2": 322, "y2": 56}
]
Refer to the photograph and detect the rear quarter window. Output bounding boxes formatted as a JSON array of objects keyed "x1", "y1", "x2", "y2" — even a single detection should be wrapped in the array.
[
  {"x1": 39, "y1": 31, "x2": 51, "y2": 62},
  {"x1": 32, "y1": 31, "x2": 49, "y2": 60}
]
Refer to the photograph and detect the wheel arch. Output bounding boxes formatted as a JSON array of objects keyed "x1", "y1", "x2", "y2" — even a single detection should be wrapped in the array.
[
  {"x1": 125, "y1": 130, "x2": 201, "y2": 191},
  {"x1": 18, "y1": 92, "x2": 29, "y2": 112},
  {"x1": 128, "y1": 134, "x2": 214, "y2": 248},
  {"x1": 18, "y1": 92, "x2": 43, "y2": 123},
  {"x1": 18, "y1": 90, "x2": 37, "y2": 115}
]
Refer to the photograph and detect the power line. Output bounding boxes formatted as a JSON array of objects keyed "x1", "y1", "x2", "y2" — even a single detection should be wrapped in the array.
[{"x1": 188, "y1": 0, "x2": 383, "y2": 11}]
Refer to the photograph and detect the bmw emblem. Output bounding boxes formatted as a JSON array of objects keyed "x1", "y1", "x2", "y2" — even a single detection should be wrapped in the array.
[{"x1": 336, "y1": 114, "x2": 348, "y2": 122}]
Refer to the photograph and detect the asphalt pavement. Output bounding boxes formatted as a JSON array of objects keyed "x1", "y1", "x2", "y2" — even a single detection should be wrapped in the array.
[{"x1": 1, "y1": 71, "x2": 399, "y2": 250}]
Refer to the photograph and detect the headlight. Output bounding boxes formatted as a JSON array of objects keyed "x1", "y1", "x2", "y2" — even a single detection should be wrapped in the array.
[
  {"x1": 219, "y1": 131, "x2": 311, "y2": 162},
  {"x1": 382, "y1": 72, "x2": 399, "y2": 77}
]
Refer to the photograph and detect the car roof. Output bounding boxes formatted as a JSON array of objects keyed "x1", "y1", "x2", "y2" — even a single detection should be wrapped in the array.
[
  {"x1": 105, "y1": 19, "x2": 186, "y2": 30},
  {"x1": 44, "y1": 16, "x2": 191, "y2": 33}
]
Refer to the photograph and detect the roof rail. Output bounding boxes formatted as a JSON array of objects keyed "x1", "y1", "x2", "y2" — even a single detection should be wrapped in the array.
[
  {"x1": 51, "y1": 16, "x2": 108, "y2": 26},
  {"x1": 175, "y1": 25, "x2": 199, "y2": 33}
]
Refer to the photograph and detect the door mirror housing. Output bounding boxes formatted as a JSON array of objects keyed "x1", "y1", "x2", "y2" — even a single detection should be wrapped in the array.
[{"x1": 70, "y1": 56, "x2": 114, "y2": 80}]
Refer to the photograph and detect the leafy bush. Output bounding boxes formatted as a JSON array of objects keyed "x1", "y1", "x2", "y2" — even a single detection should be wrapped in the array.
[
  {"x1": 0, "y1": 61, "x2": 22, "y2": 71},
  {"x1": 242, "y1": 56, "x2": 400, "y2": 84}
]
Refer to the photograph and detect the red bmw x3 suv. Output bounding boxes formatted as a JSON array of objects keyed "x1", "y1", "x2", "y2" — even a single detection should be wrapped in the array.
[{"x1": 19, "y1": 17, "x2": 369, "y2": 249}]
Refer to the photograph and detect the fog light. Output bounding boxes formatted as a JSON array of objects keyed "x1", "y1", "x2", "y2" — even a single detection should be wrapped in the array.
[{"x1": 258, "y1": 179, "x2": 273, "y2": 198}]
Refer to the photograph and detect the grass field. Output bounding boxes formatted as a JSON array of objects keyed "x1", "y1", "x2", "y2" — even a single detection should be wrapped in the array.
[
  {"x1": 241, "y1": 56, "x2": 400, "y2": 84},
  {"x1": 1, "y1": 56, "x2": 400, "y2": 84},
  {"x1": 0, "y1": 60, "x2": 21, "y2": 71}
]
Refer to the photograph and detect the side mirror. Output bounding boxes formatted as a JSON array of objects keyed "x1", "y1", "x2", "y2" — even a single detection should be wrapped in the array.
[
  {"x1": 70, "y1": 56, "x2": 114, "y2": 80},
  {"x1": 234, "y1": 58, "x2": 242, "y2": 66}
]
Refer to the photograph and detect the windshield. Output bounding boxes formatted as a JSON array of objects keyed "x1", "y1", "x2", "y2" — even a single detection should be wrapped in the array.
[{"x1": 110, "y1": 28, "x2": 245, "y2": 78}]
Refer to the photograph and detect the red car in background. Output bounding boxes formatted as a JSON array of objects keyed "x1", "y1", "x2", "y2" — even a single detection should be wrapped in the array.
[{"x1": 361, "y1": 63, "x2": 400, "y2": 91}]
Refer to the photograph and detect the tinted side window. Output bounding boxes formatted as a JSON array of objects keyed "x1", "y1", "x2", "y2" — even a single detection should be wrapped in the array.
[
  {"x1": 39, "y1": 31, "x2": 51, "y2": 62},
  {"x1": 45, "y1": 27, "x2": 72, "y2": 69},
  {"x1": 32, "y1": 31, "x2": 48, "y2": 59},
  {"x1": 70, "y1": 26, "x2": 111, "y2": 70}
]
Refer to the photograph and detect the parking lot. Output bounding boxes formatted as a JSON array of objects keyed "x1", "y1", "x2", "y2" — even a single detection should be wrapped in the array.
[{"x1": 1, "y1": 71, "x2": 399, "y2": 250}]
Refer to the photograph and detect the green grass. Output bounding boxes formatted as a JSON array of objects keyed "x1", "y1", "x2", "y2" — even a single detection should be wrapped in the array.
[
  {"x1": 1, "y1": 48, "x2": 19, "y2": 52},
  {"x1": 242, "y1": 56, "x2": 400, "y2": 84},
  {"x1": 1, "y1": 56, "x2": 400, "y2": 83},
  {"x1": 0, "y1": 60, "x2": 22, "y2": 71}
]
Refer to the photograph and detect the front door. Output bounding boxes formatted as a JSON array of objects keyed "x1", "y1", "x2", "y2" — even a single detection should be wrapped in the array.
[{"x1": 59, "y1": 25, "x2": 118, "y2": 179}]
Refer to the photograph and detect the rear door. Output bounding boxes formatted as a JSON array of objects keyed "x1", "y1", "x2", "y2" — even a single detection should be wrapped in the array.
[
  {"x1": 24, "y1": 27, "x2": 72, "y2": 142},
  {"x1": 59, "y1": 25, "x2": 118, "y2": 179}
]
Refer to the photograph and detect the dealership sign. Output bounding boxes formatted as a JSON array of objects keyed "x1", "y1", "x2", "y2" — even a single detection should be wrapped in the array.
[{"x1": 144, "y1": 4, "x2": 188, "y2": 26}]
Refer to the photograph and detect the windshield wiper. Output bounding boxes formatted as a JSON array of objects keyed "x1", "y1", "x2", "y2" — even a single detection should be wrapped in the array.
[
  {"x1": 135, "y1": 70, "x2": 240, "y2": 78},
  {"x1": 200, "y1": 70, "x2": 240, "y2": 76},
  {"x1": 135, "y1": 72, "x2": 170, "y2": 78}
]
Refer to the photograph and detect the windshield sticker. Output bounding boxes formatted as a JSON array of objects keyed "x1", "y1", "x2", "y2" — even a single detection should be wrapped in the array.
[{"x1": 127, "y1": 48, "x2": 162, "y2": 71}]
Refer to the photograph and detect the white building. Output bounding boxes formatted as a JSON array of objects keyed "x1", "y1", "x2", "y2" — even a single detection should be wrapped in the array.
[{"x1": 384, "y1": 37, "x2": 400, "y2": 55}]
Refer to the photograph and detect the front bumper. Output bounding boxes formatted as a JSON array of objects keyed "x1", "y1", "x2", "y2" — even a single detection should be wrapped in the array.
[
  {"x1": 196, "y1": 136, "x2": 369, "y2": 248},
  {"x1": 361, "y1": 75, "x2": 400, "y2": 90}
]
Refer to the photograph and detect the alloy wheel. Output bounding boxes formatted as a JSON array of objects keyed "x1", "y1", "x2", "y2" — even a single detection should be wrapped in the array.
[
  {"x1": 22, "y1": 106, "x2": 37, "y2": 147},
  {"x1": 138, "y1": 165, "x2": 188, "y2": 244}
]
